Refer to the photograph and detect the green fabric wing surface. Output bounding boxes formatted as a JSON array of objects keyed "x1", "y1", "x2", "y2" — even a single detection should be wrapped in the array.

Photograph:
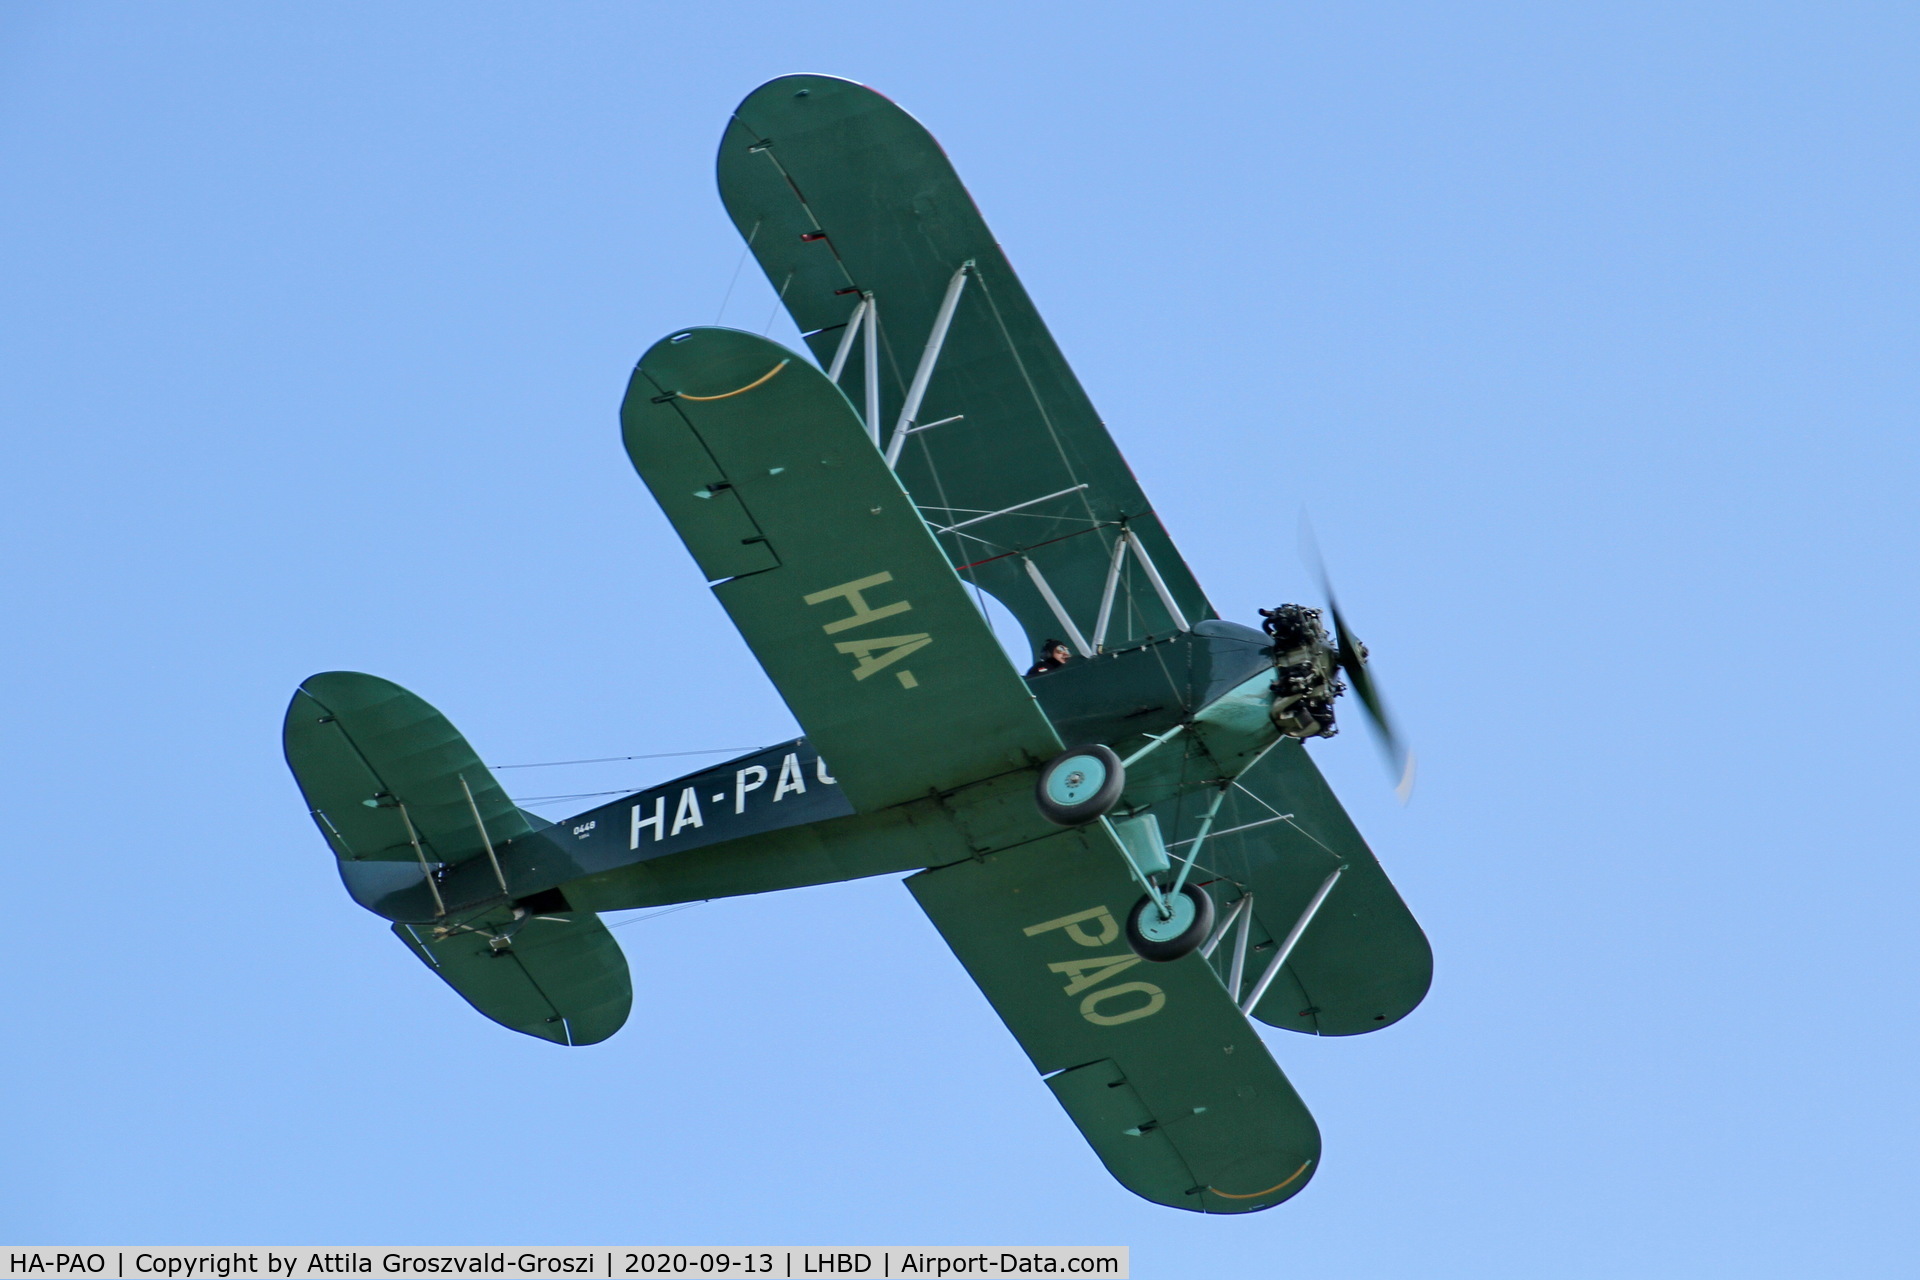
[
  {"x1": 621, "y1": 326, "x2": 1062, "y2": 812},
  {"x1": 909, "y1": 828, "x2": 1321, "y2": 1214},
  {"x1": 1193, "y1": 740, "x2": 1434, "y2": 1036},
  {"x1": 284, "y1": 672, "x2": 536, "y2": 866},
  {"x1": 717, "y1": 74, "x2": 1213, "y2": 657},
  {"x1": 394, "y1": 913, "x2": 632, "y2": 1046},
  {"x1": 286, "y1": 672, "x2": 634, "y2": 1045}
]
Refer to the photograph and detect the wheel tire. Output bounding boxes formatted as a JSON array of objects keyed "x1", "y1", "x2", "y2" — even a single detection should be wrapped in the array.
[
  {"x1": 1125, "y1": 884, "x2": 1216, "y2": 962},
  {"x1": 1034, "y1": 744, "x2": 1125, "y2": 825}
]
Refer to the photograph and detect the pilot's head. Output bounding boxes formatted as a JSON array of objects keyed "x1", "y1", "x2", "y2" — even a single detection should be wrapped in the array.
[{"x1": 1042, "y1": 640, "x2": 1071, "y2": 666}]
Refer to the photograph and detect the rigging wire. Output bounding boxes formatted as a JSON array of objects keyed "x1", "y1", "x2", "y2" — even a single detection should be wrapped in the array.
[
  {"x1": 509, "y1": 788, "x2": 638, "y2": 805},
  {"x1": 970, "y1": 272, "x2": 1098, "y2": 527},
  {"x1": 714, "y1": 220, "x2": 760, "y2": 325},
  {"x1": 490, "y1": 749, "x2": 755, "y2": 770},
  {"x1": 1232, "y1": 780, "x2": 1343, "y2": 860},
  {"x1": 763, "y1": 270, "x2": 794, "y2": 335},
  {"x1": 606, "y1": 901, "x2": 706, "y2": 931}
]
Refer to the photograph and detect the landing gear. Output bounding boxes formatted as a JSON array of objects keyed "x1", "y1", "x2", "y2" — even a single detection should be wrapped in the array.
[
  {"x1": 1035, "y1": 744, "x2": 1125, "y2": 825},
  {"x1": 1125, "y1": 883, "x2": 1216, "y2": 962}
]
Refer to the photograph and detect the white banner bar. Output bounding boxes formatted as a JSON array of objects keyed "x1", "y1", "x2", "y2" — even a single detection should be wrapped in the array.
[{"x1": 2, "y1": 1248, "x2": 1127, "y2": 1280}]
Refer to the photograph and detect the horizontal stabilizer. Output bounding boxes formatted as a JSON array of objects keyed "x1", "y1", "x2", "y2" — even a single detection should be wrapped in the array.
[
  {"x1": 283, "y1": 671, "x2": 542, "y2": 920},
  {"x1": 393, "y1": 910, "x2": 631, "y2": 1046}
]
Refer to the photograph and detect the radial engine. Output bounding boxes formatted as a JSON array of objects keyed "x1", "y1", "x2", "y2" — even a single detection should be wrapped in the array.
[{"x1": 1260, "y1": 603, "x2": 1351, "y2": 741}]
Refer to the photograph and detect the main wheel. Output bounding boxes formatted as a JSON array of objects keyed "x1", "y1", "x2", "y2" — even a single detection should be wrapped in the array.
[
  {"x1": 1125, "y1": 884, "x2": 1216, "y2": 962},
  {"x1": 1034, "y1": 744, "x2": 1125, "y2": 825}
]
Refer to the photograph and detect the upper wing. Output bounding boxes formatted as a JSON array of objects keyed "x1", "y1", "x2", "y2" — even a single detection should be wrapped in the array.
[
  {"x1": 621, "y1": 325, "x2": 1062, "y2": 812},
  {"x1": 909, "y1": 824, "x2": 1320, "y2": 1213},
  {"x1": 717, "y1": 74, "x2": 1213, "y2": 658},
  {"x1": 1183, "y1": 740, "x2": 1433, "y2": 1035}
]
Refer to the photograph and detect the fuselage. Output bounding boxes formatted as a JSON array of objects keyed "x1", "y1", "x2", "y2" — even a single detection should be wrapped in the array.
[{"x1": 337, "y1": 621, "x2": 1285, "y2": 923}]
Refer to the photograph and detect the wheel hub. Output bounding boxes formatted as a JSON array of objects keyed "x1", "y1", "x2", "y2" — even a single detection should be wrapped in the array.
[
  {"x1": 1135, "y1": 891, "x2": 1198, "y2": 943},
  {"x1": 1044, "y1": 753, "x2": 1108, "y2": 806}
]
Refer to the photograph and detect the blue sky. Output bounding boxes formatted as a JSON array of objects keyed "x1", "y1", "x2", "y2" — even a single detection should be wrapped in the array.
[{"x1": 3, "y1": 3, "x2": 1916, "y2": 1274}]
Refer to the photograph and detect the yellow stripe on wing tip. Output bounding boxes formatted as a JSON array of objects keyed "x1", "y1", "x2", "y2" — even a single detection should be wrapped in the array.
[
  {"x1": 1206, "y1": 1159, "x2": 1314, "y2": 1200},
  {"x1": 676, "y1": 359, "x2": 791, "y2": 401}
]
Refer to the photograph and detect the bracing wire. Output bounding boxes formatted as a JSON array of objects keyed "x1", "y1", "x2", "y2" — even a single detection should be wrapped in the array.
[
  {"x1": 714, "y1": 220, "x2": 761, "y2": 325},
  {"x1": 508, "y1": 789, "x2": 638, "y2": 805},
  {"x1": 764, "y1": 271, "x2": 794, "y2": 335},
  {"x1": 1232, "y1": 780, "x2": 1343, "y2": 860},
  {"x1": 491, "y1": 749, "x2": 755, "y2": 770},
  {"x1": 606, "y1": 901, "x2": 706, "y2": 930}
]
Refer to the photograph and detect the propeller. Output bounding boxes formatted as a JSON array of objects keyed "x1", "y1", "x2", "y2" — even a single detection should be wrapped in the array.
[{"x1": 1301, "y1": 516, "x2": 1417, "y2": 802}]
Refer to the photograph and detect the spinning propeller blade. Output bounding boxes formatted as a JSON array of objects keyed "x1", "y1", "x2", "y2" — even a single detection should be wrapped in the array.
[{"x1": 1301, "y1": 517, "x2": 1416, "y2": 801}]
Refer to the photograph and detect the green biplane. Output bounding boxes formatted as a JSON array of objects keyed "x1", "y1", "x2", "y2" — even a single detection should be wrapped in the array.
[{"x1": 284, "y1": 75, "x2": 1431, "y2": 1213}]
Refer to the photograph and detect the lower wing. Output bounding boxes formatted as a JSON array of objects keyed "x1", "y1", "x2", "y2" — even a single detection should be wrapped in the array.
[
  {"x1": 621, "y1": 326, "x2": 1063, "y2": 813},
  {"x1": 909, "y1": 826, "x2": 1321, "y2": 1213}
]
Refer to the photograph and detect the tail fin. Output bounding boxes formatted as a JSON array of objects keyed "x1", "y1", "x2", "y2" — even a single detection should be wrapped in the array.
[{"x1": 284, "y1": 671, "x2": 632, "y2": 1045}]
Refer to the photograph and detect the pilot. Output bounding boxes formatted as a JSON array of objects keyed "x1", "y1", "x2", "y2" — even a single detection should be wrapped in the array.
[{"x1": 1026, "y1": 639, "x2": 1073, "y2": 677}]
